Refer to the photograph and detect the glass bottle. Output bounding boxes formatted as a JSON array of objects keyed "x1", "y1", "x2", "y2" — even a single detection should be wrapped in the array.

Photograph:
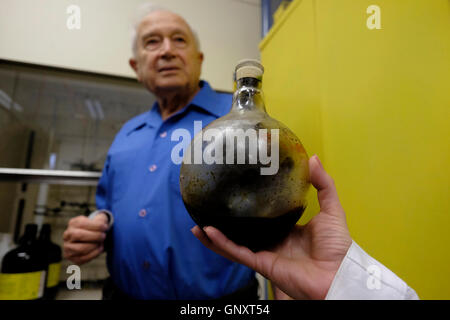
[
  {"x1": 180, "y1": 59, "x2": 310, "y2": 251},
  {"x1": 37, "y1": 224, "x2": 62, "y2": 300},
  {"x1": 0, "y1": 224, "x2": 47, "y2": 300}
]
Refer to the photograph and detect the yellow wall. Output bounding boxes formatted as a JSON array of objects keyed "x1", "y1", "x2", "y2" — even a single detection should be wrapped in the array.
[{"x1": 260, "y1": 0, "x2": 450, "y2": 299}]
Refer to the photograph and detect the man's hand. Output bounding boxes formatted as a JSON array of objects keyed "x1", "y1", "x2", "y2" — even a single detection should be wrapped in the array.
[
  {"x1": 63, "y1": 214, "x2": 109, "y2": 265},
  {"x1": 191, "y1": 155, "x2": 353, "y2": 300}
]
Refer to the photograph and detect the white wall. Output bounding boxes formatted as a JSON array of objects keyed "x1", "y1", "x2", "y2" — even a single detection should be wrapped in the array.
[{"x1": 0, "y1": 0, "x2": 261, "y2": 92}]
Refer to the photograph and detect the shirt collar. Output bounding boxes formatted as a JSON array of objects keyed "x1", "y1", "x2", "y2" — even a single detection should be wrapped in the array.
[
  {"x1": 127, "y1": 80, "x2": 225, "y2": 135},
  {"x1": 189, "y1": 80, "x2": 225, "y2": 118}
]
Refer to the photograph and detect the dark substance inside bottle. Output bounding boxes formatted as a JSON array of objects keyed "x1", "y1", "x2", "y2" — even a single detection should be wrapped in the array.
[
  {"x1": 182, "y1": 152, "x2": 306, "y2": 251},
  {"x1": 186, "y1": 202, "x2": 305, "y2": 252}
]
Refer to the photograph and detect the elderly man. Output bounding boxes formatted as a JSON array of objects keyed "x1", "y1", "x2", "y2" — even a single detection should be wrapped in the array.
[{"x1": 62, "y1": 5, "x2": 256, "y2": 299}]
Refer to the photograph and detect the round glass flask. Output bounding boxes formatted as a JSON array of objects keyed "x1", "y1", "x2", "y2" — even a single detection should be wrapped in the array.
[{"x1": 180, "y1": 59, "x2": 310, "y2": 251}]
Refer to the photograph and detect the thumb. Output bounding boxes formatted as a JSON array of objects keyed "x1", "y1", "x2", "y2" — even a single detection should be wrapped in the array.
[
  {"x1": 92, "y1": 212, "x2": 109, "y2": 225},
  {"x1": 309, "y1": 155, "x2": 344, "y2": 215}
]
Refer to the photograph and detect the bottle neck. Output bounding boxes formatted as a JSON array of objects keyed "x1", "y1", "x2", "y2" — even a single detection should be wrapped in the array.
[
  {"x1": 19, "y1": 229, "x2": 36, "y2": 246},
  {"x1": 233, "y1": 77, "x2": 266, "y2": 112},
  {"x1": 237, "y1": 77, "x2": 261, "y2": 89},
  {"x1": 39, "y1": 225, "x2": 51, "y2": 242},
  {"x1": 39, "y1": 231, "x2": 50, "y2": 242}
]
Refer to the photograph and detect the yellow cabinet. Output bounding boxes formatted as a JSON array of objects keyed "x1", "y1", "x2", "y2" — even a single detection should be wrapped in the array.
[{"x1": 260, "y1": 0, "x2": 450, "y2": 299}]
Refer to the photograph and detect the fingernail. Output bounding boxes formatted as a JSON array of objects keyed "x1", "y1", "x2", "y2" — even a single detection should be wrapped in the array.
[{"x1": 315, "y1": 155, "x2": 324, "y2": 169}]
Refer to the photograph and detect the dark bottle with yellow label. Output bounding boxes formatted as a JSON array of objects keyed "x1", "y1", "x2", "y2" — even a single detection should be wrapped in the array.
[
  {"x1": 0, "y1": 224, "x2": 47, "y2": 300},
  {"x1": 38, "y1": 224, "x2": 62, "y2": 300}
]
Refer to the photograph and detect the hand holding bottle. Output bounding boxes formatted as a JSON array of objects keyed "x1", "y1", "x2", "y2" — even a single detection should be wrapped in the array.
[
  {"x1": 63, "y1": 214, "x2": 109, "y2": 265},
  {"x1": 191, "y1": 155, "x2": 353, "y2": 300}
]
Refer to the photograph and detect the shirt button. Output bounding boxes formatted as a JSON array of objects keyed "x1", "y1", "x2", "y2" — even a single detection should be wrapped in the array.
[
  {"x1": 160, "y1": 131, "x2": 167, "y2": 138},
  {"x1": 149, "y1": 164, "x2": 157, "y2": 172},
  {"x1": 139, "y1": 209, "x2": 147, "y2": 217},
  {"x1": 143, "y1": 261, "x2": 150, "y2": 270}
]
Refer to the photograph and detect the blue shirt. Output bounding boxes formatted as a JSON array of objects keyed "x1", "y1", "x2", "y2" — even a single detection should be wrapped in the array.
[{"x1": 96, "y1": 81, "x2": 255, "y2": 299}]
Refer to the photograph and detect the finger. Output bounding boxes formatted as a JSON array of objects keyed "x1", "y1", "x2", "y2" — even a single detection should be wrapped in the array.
[
  {"x1": 63, "y1": 228, "x2": 106, "y2": 243},
  {"x1": 69, "y1": 216, "x2": 109, "y2": 232},
  {"x1": 68, "y1": 245, "x2": 104, "y2": 265},
  {"x1": 201, "y1": 226, "x2": 258, "y2": 271},
  {"x1": 272, "y1": 284, "x2": 294, "y2": 300},
  {"x1": 191, "y1": 226, "x2": 212, "y2": 247},
  {"x1": 64, "y1": 242, "x2": 98, "y2": 258},
  {"x1": 309, "y1": 155, "x2": 344, "y2": 215},
  {"x1": 92, "y1": 213, "x2": 109, "y2": 225},
  {"x1": 192, "y1": 226, "x2": 242, "y2": 263},
  {"x1": 191, "y1": 226, "x2": 233, "y2": 260},
  {"x1": 64, "y1": 242, "x2": 101, "y2": 258},
  {"x1": 193, "y1": 226, "x2": 285, "y2": 282}
]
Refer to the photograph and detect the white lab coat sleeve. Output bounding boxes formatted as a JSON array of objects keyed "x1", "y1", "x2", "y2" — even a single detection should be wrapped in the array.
[{"x1": 325, "y1": 241, "x2": 419, "y2": 300}]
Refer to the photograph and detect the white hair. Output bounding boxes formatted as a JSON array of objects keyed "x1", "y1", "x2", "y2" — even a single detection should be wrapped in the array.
[{"x1": 130, "y1": 2, "x2": 201, "y2": 57}]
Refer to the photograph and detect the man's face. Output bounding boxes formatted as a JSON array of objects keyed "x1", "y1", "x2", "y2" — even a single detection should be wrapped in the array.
[{"x1": 130, "y1": 11, "x2": 203, "y2": 95}]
